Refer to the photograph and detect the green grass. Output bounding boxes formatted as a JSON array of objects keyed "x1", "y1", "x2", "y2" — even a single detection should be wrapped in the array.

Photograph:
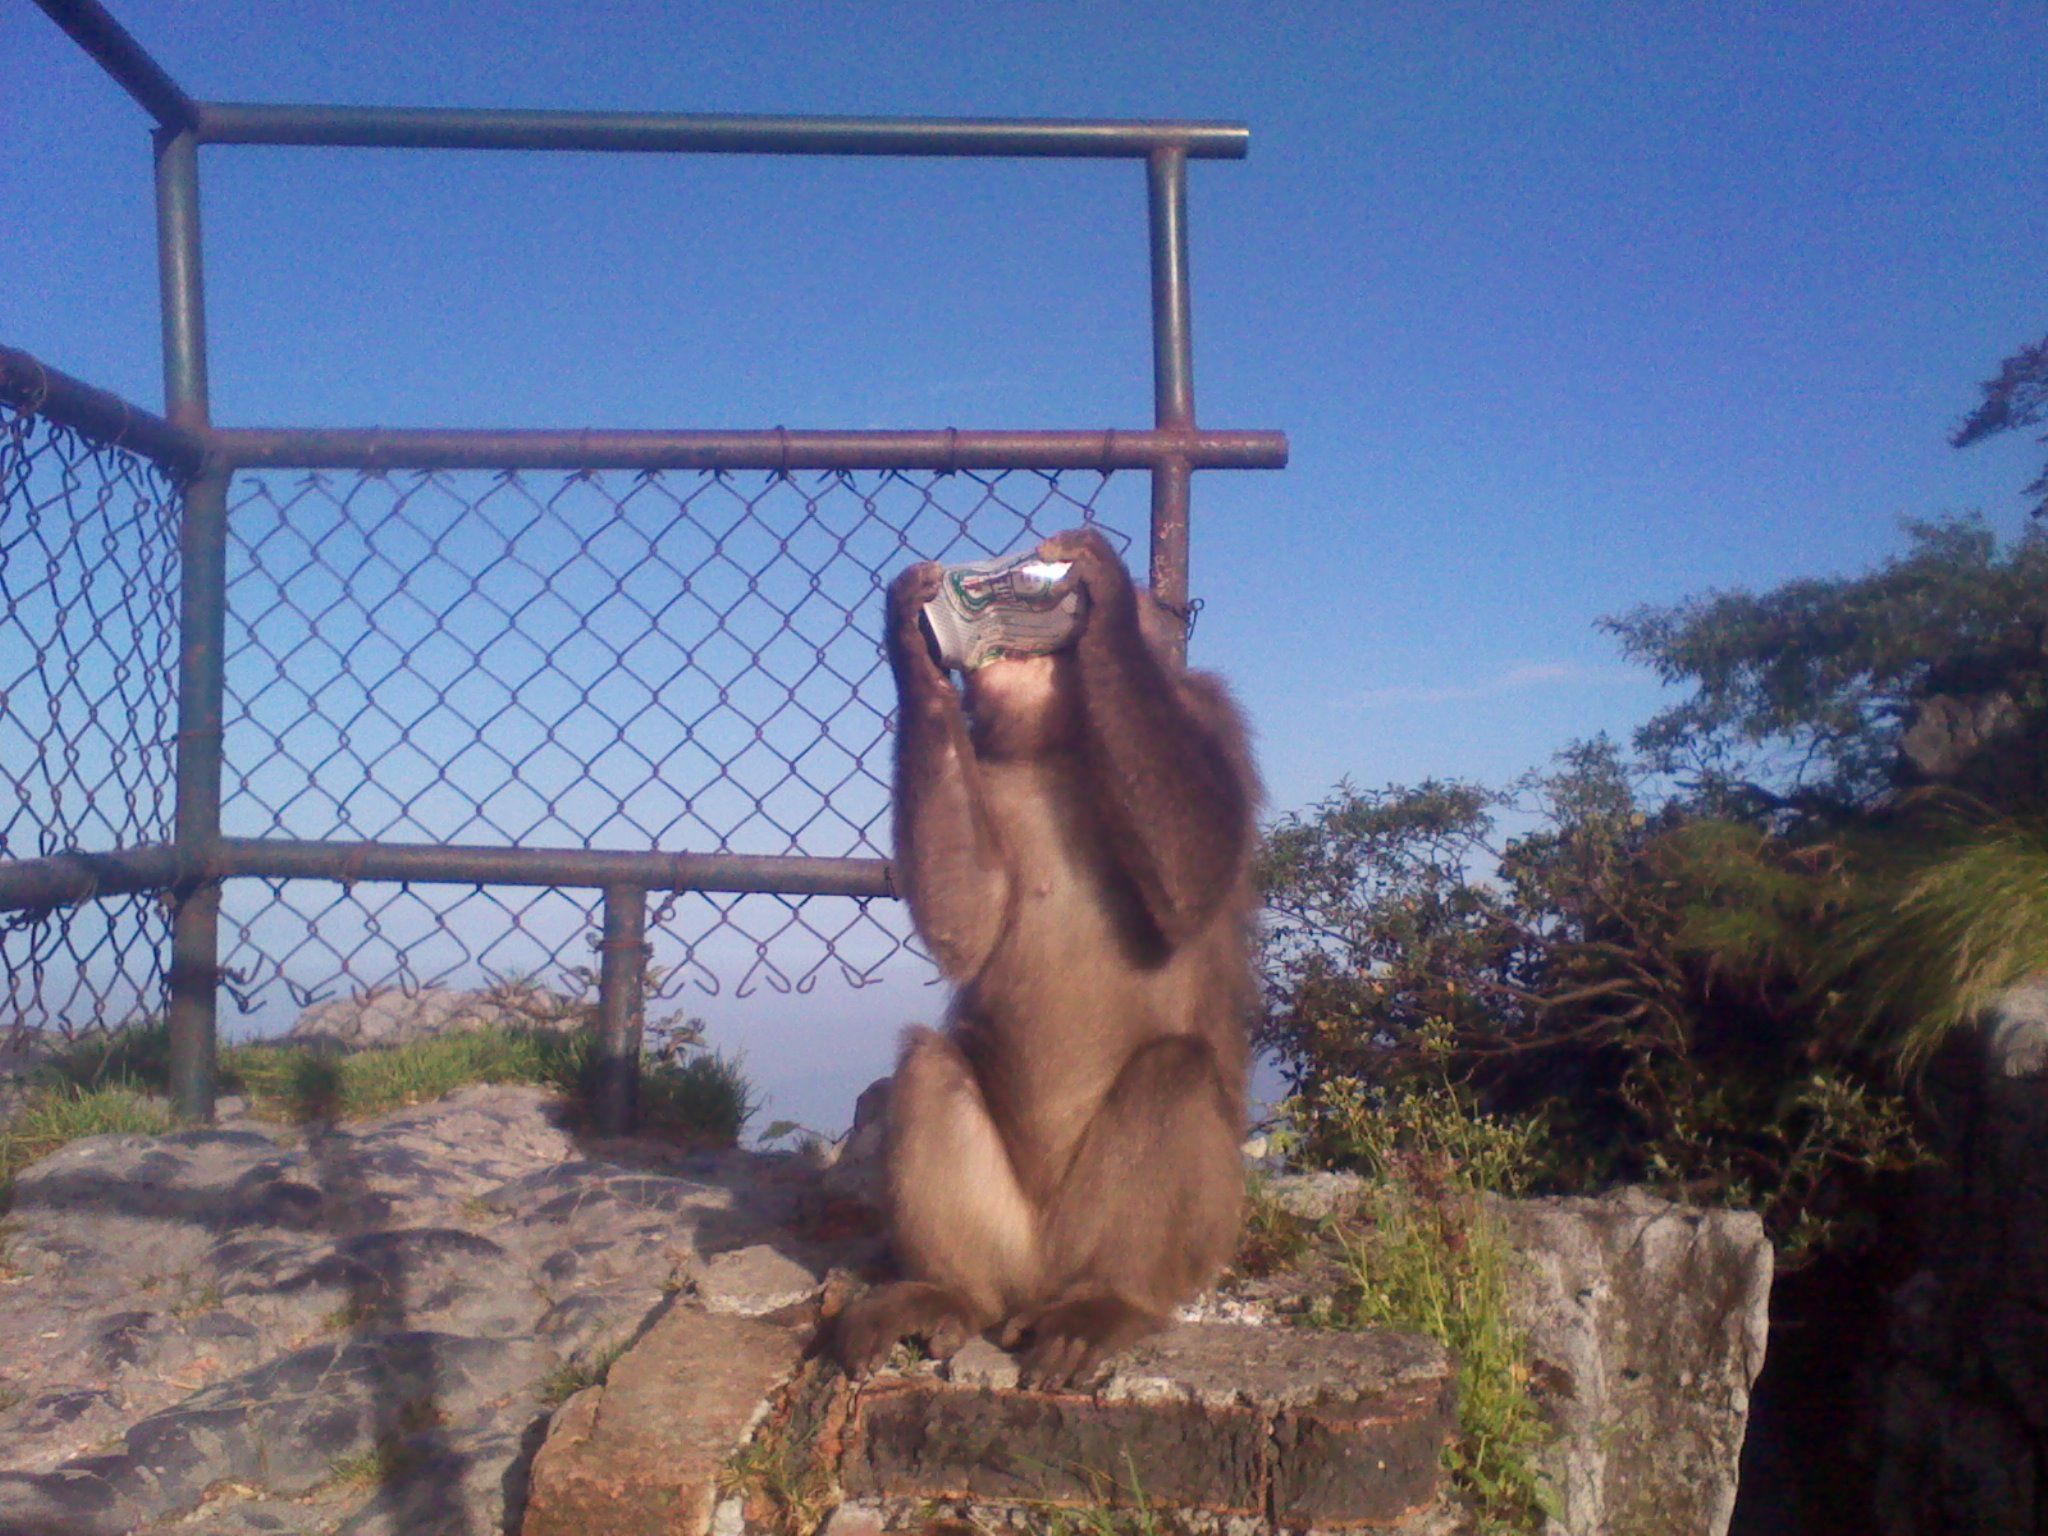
[
  {"x1": 538, "y1": 1335, "x2": 631, "y2": 1408},
  {"x1": 1832, "y1": 811, "x2": 2048, "y2": 1071},
  {"x1": 1314, "y1": 1176, "x2": 1558, "y2": 1533},
  {"x1": 30, "y1": 1018, "x2": 754, "y2": 1137},
  {"x1": 0, "y1": 1083, "x2": 174, "y2": 1206},
  {"x1": 1229, "y1": 1173, "x2": 1318, "y2": 1280},
  {"x1": 2, "y1": 1018, "x2": 755, "y2": 1207}
]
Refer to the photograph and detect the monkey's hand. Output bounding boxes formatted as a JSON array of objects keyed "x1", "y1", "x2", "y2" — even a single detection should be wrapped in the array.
[
  {"x1": 1035, "y1": 526, "x2": 1136, "y2": 633},
  {"x1": 885, "y1": 560, "x2": 953, "y2": 697}
]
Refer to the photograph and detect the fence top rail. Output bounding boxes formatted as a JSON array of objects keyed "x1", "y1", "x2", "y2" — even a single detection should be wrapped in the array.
[
  {"x1": 33, "y1": 1, "x2": 1249, "y2": 161},
  {"x1": 210, "y1": 425, "x2": 1290, "y2": 473},
  {"x1": 33, "y1": 0, "x2": 196, "y2": 131},
  {"x1": 193, "y1": 102, "x2": 1251, "y2": 160},
  {"x1": 0, "y1": 345, "x2": 209, "y2": 476}
]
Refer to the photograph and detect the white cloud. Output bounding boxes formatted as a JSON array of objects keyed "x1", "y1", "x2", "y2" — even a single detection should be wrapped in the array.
[{"x1": 1351, "y1": 660, "x2": 1646, "y2": 709}]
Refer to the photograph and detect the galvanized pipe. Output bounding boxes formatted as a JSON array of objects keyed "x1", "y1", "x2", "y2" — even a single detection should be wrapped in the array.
[
  {"x1": 593, "y1": 884, "x2": 649, "y2": 1137},
  {"x1": 153, "y1": 130, "x2": 210, "y2": 432},
  {"x1": 1149, "y1": 455, "x2": 1194, "y2": 661},
  {"x1": 0, "y1": 846, "x2": 184, "y2": 911},
  {"x1": 31, "y1": 0, "x2": 196, "y2": 131},
  {"x1": 1146, "y1": 148, "x2": 1197, "y2": 657},
  {"x1": 215, "y1": 838, "x2": 895, "y2": 897},
  {"x1": 194, "y1": 102, "x2": 1249, "y2": 160},
  {"x1": 208, "y1": 425, "x2": 1286, "y2": 473},
  {"x1": 0, "y1": 346, "x2": 210, "y2": 476},
  {"x1": 1148, "y1": 147, "x2": 1196, "y2": 433},
  {"x1": 156, "y1": 124, "x2": 225, "y2": 1124}
]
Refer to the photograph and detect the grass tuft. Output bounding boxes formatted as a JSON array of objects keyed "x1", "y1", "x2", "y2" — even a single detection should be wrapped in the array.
[
  {"x1": 0, "y1": 1083, "x2": 173, "y2": 1207},
  {"x1": 4, "y1": 1014, "x2": 754, "y2": 1206},
  {"x1": 1831, "y1": 811, "x2": 2048, "y2": 1071},
  {"x1": 538, "y1": 1336, "x2": 631, "y2": 1408},
  {"x1": 1312, "y1": 1170, "x2": 1558, "y2": 1533}
]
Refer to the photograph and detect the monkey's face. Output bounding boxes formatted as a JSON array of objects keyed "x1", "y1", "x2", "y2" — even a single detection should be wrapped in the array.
[{"x1": 964, "y1": 652, "x2": 1083, "y2": 759}]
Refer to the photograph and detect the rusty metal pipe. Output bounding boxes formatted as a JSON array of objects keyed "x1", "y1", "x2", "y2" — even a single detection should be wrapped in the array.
[
  {"x1": 193, "y1": 102, "x2": 1249, "y2": 159},
  {"x1": 208, "y1": 425, "x2": 1286, "y2": 472},
  {"x1": 156, "y1": 122, "x2": 226, "y2": 1126},
  {"x1": 0, "y1": 347, "x2": 209, "y2": 476},
  {"x1": 593, "y1": 884, "x2": 648, "y2": 1136},
  {"x1": 214, "y1": 838, "x2": 895, "y2": 898},
  {"x1": 30, "y1": 0, "x2": 196, "y2": 131},
  {"x1": 1146, "y1": 149, "x2": 1197, "y2": 657},
  {"x1": 0, "y1": 847, "x2": 185, "y2": 911}
]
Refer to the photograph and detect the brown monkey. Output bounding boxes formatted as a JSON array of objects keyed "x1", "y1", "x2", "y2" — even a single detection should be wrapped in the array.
[{"x1": 835, "y1": 526, "x2": 1261, "y2": 1388}]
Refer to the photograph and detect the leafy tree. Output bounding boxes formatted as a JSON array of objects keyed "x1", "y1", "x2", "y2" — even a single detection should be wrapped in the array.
[
  {"x1": 1954, "y1": 333, "x2": 2048, "y2": 520},
  {"x1": 1265, "y1": 384, "x2": 2048, "y2": 1260},
  {"x1": 1259, "y1": 742, "x2": 1926, "y2": 1262},
  {"x1": 1601, "y1": 515, "x2": 2048, "y2": 819}
]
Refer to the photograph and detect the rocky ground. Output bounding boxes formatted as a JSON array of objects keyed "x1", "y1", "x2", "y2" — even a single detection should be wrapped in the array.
[
  {"x1": 0, "y1": 1024, "x2": 1773, "y2": 1536},
  {"x1": 0, "y1": 1084, "x2": 872, "y2": 1536}
]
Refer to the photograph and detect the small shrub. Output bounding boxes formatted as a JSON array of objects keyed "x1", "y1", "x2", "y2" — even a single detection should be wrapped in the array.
[
  {"x1": 32, "y1": 1019, "x2": 171, "y2": 1092},
  {"x1": 1280, "y1": 1025, "x2": 1548, "y2": 1199},
  {"x1": 1311, "y1": 1166, "x2": 1558, "y2": 1534},
  {"x1": 636, "y1": 1048, "x2": 756, "y2": 1146}
]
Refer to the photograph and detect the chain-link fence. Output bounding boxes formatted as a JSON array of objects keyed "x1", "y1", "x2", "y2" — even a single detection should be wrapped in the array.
[
  {"x1": 7, "y1": 1, "x2": 1284, "y2": 1124},
  {"x1": 0, "y1": 398, "x2": 181, "y2": 1035},
  {"x1": 214, "y1": 464, "x2": 1140, "y2": 1026},
  {"x1": 0, "y1": 402, "x2": 1150, "y2": 1038}
]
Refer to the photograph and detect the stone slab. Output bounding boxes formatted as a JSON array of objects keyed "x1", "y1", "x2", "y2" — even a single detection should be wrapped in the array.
[
  {"x1": 844, "y1": 1321, "x2": 1455, "y2": 1528},
  {"x1": 521, "y1": 1304, "x2": 805, "y2": 1536}
]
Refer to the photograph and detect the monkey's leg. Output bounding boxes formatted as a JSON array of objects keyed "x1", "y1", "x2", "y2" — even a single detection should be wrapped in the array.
[
  {"x1": 1006, "y1": 1033, "x2": 1244, "y2": 1388},
  {"x1": 834, "y1": 1027, "x2": 1038, "y2": 1379}
]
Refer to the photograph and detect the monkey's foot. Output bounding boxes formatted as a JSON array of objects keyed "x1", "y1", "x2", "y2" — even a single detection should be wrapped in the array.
[
  {"x1": 831, "y1": 1280, "x2": 979, "y2": 1380},
  {"x1": 1000, "y1": 1295, "x2": 1166, "y2": 1391}
]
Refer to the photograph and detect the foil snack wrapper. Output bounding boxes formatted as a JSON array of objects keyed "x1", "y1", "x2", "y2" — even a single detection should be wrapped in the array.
[{"x1": 920, "y1": 552, "x2": 1088, "y2": 671}]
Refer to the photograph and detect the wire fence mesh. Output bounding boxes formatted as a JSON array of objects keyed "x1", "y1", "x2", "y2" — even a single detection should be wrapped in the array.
[
  {"x1": 0, "y1": 399, "x2": 182, "y2": 1038},
  {"x1": 0, "y1": 386, "x2": 1154, "y2": 1043},
  {"x1": 214, "y1": 463, "x2": 1144, "y2": 1032}
]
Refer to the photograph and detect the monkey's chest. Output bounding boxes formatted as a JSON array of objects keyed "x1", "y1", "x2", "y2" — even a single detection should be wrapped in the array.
[{"x1": 966, "y1": 763, "x2": 1180, "y2": 1043}]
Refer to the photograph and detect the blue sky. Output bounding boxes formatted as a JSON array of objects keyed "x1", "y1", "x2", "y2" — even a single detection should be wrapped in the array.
[{"x1": 5, "y1": 1, "x2": 2044, "y2": 1129}]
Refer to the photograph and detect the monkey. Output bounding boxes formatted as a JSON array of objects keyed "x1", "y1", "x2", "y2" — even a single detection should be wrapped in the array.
[{"x1": 833, "y1": 525, "x2": 1261, "y2": 1389}]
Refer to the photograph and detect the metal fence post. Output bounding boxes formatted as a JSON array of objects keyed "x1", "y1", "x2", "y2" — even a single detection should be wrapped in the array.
[
  {"x1": 594, "y1": 884, "x2": 648, "y2": 1136},
  {"x1": 157, "y1": 124, "x2": 225, "y2": 1123},
  {"x1": 1147, "y1": 145, "x2": 1194, "y2": 661}
]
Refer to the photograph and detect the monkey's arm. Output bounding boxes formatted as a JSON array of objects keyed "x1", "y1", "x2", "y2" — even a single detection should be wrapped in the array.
[
  {"x1": 886, "y1": 563, "x2": 1013, "y2": 980},
  {"x1": 1040, "y1": 530, "x2": 1256, "y2": 946}
]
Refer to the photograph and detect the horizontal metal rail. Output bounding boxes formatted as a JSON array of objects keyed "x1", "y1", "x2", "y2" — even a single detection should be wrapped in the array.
[
  {"x1": 211, "y1": 425, "x2": 1288, "y2": 472},
  {"x1": 193, "y1": 103, "x2": 1250, "y2": 160},
  {"x1": 217, "y1": 839, "x2": 894, "y2": 898},
  {"x1": 31, "y1": 2, "x2": 1247, "y2": 163},
  {"x1": 0, "y1": 346, "x2": 209, "y2": 476},
  {"x1": 0, "y1": 847, "x2": 185, "y2": 909},
  {"x1": 31, "y1": 0, "x2": 196, "y2": 132},
  {"x1": 3, "y1": 348, "x2": 1287, "y2": 475},
  {"x1": 0, "y1": 839, "x2": 894, "y2": 911}
]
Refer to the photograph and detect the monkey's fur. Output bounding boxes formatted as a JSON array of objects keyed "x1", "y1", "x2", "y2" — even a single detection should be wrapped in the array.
[{"x1": 834, "y1": 527, "x2": 1261, "y2": 1389}]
